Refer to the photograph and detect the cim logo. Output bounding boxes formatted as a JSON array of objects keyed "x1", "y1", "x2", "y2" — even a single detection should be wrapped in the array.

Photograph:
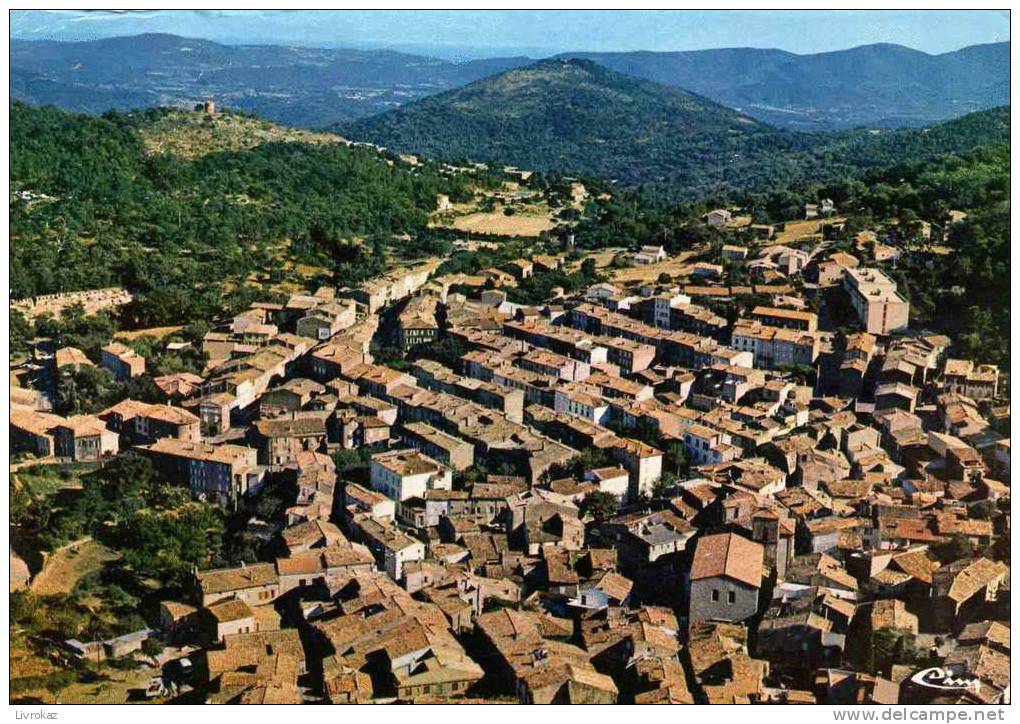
[{"x1": 910, "y1": 666, "x2": 981, "y2": 692}]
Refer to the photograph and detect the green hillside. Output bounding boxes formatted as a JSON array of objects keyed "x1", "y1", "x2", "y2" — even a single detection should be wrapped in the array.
[
  {"x1": 9, "y1": 103, "x2": 478, "y2": 322},
  {"x1": 344, "y1": 58, "x2": 1010, "y2": 200}
]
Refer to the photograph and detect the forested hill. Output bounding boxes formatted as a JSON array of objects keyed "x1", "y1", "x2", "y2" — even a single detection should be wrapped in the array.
[
  {"x1": 9, "y1": 103, "x2": 479, "y2": 322},
  {"x1": 343, "y1": 58, "x2": 1010, "y2": 200}
]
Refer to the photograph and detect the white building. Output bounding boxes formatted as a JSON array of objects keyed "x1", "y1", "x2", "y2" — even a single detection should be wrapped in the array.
[
  {"x1": 369, "y1": 450, "x2": 452, "y2": 502},
  {"x1": 584, "y1": 467, "x2": 631, "y2": 502}
]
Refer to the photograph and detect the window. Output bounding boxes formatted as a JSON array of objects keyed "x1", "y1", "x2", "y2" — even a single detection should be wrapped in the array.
[
  {"x1": 711, "y1": 589, "x2": 720, "y2": 602},
  {"x1": 727, "y1": 590, "x2": 736, "y2": 604}
]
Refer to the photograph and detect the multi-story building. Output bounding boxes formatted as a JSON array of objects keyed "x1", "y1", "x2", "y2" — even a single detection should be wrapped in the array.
[
  {"x1": 842, "y1": 267, "x2": 910, "y2": 336},
  {"x1": 295, "y1": 300, "x2": 356, "y2": 341},
  {"x1": 53, "y1": 415, "x2": 120, "y2": 461},
  {"x1": 369, "y1": 449, "x2": 452, "y2": 502},
  {"x1": 99, "y1": 400, "x2": 201, "y2": 445},
  {"x1": 401, "y1": 422, "x2": 475, "y2": 471},
  {"x1": 138, "y1": 438, "x2": 265, "y2": 505},
  {"x1": 397, "y1": 295, "x2": 440, "y2": 351},
  {"x1": 731, "y1": 321, "x2": 819, "y2": 370},
  {"x1": 101, "y1": 342, "x2": 145, "y2": 381},
  {"x1": 942, "y1": 359, "x2": 999, "y2": 401},
  {"x1": 751, "y1": 306, "x2": 818, "y2": 332},
  {"x1": 683, "y1": 423, "x2": 738, "y2": 466}
]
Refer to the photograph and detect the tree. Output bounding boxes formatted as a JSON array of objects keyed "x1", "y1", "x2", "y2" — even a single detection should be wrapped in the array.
[
  {"x1": 872, "y1": 628, "x2": 925, "y2": 676},
  {"x1": 141, "y1": 637, "x2": 164, "y2": 658},
  {"x1": 579, "y1": 491, "x2": 617, "y2": 522},
  {"x1": 932, "y1": 534, "x2": 974, "y2": 564},
  {"x1": 55, "y1": 365, "x2": 117, "y2": 415},
  {"x1": 665, "y1": 441, "x2": 689, "y2": 478},
  {"x1": 969, "y1": 500, "x2": 997, "y2": 521}
]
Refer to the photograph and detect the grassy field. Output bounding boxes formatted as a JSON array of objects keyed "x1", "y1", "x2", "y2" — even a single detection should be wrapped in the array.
[
  {"x1": 56, "y1": 665, "x2": 164, "y2": 705},
  {"x1": 15, "y1": 461, "x2": 98, "y2": 498},
  {"x1": 445, "y1": 207, "x2": 556, "y2": 237},
  {"x1": 773, "y1": 216, "x2": 846, "y2": 244},
  {"x1": 30, "y1": 539, "x2": 121, "y2": 597},
  {"x1": 139, "y1": 110, "x2": 342, "y2": 160},
  {"x1": 608, "y1": 249, "x2": 702, "y2": 283},
  {"x1": 114, "y1": 326, "x2": 182, "y2": 342},
  {"x1": 11, "y1": 647, "x2": 162, "y2": 705}
]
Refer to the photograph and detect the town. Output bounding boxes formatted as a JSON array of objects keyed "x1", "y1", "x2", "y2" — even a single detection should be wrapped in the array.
[{"x1": 10, "y1": 182, "x2": 1010, "y2": 705}]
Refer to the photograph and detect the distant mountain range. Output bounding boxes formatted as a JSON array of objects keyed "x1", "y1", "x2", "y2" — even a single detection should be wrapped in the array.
[
  {"x1": 10, "y1": 33, "x2": 529, "y2": 128},
  {"x1": 10, "y1": 33, "x2": 1010, "y2": 131},
  {"x1": 344, "y1": 58, "x2": 1010, "y2": 198},
  {"x1": 559, "y1": 42, "x2": 1009, "y2": 130}
]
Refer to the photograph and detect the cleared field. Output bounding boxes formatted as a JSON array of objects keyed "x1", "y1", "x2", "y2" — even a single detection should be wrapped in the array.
[
  {"x1": 31, "y1": 539, "x2": 120, "y2": 597},
  {"x1": 15, "y1": 461, "x2": 98, "y2": 498},
  {"x1": 446, "y1": 208, "x2": 556, "y2": 237},
  {"x1": 140, "y1": 110, "x2": 342, "y2": 160},
  {"x1": 11, "y1": 655, "x2": 163, "y2": 705},
  {"x1": 608, "y1": 249, "x2": 702, "y2": 283},
  {"x1": 563, "y1": 248, "x2": 625, "y2": 273},
  {"x1": 115, "y1": 326, "x2": 182, "y2": 341},
  {"x1": 57, "y1": 665, "x2": 164, "y2": 705},
  {"x1": 774, "y1": 216, "x2": 846, "y2": 244}
]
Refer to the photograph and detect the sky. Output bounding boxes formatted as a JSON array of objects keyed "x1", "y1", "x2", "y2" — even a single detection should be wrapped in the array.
[{"x1": 10, "y1": 10, "x2": 1010, "y2": 59}]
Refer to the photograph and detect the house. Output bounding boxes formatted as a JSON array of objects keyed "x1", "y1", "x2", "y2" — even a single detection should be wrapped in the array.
[
  {"x1": 583, "y1": 466, "x2": 630, "y2": 502},
  {"x1": 608, "y1": 437, "x2": 664, "y2": 501},
  {"x1": 10, "y1": 409, "x2": 64, "y2": 457},
  {"x1": 931, "y1": 557, "x2": 1009, "y2": 632},
  {"x1": 295, "y1": 300, "x2": 356, "y2": 341},
  {"x1": 201, "y1": 598, "x2": 260, "y2": 643},
  {"x1": 506, "y1": 258, "x2": 534, "y2": 279},
  {"x1": 721, "y1": 244, "x2": 749, "y2": 261},
  {"x1": 99, "y1": 400, "x2": 200, "y2": 445},
  {"x1": 342, "y1": 482, "x2": 397, "y2": 525},
  {"x1": 593, "y1": 509, "x2": 695, "y2": 566},
  {"x1": 689, "y1": 533, "x2": 764, "y2": 623},
  {"x1": 259, "y1": 378, "x2": 325, "y2": 413},
  {"x1": 101, "y1": 341, "x2": 146, "y2": 381},
  {"x1": 401, "y1": 422, "x2": 474, "y2": 471},
  {"x1": 875, "y1": 383, "x2": 918, "y2": 413},
  {"x1": 54, "y1": 346, "x2": 94, "y2": 371},
  {"x1": 251, "y1": 415, "x2": 327, "y2": 467},
  {"x1": 942, "y1": 359, "x2": 999, "y2": 401},
  {"x1": 691, "y1": 262, "x2": 724, "y2": 279},
  {"x1": 349, "y1": 515, "x2": 425, "y2": 580},
  {"x1": 706, "y1": 209, "x2": 732, "y2": 228},
  {"x1": 279, "y1": 519, "x2": 346, "y2": 555},
  {"x1": 138, "y1": 438, "x2": 265, "y2": 505},
  {"x1": 53, "y1": 415, "x2": 119, "y2": 461},
  {"x1": 639, "y1": 245, "x2": 668, "y2": 262},
  {"x1": 193, "y1": 562, "x2": 280, "y2": 608},
  {"x1": 571, "y1": 571, "x2": 634, "y2": 610},
  {"x1": 397, "y1": 295, "x2": 440, "y2": 351},
  {"x1": 751, "y1": 306, "x2": 818, "y2": 332},
  {"x1": 869, "y1": 599, "x2": 918, "y2": 635},
  {"x1": 731, "y1": 321, "x2": 819, "y2": 370},
  {"x1": 369, "y1": 449, "x2": 453, "y2": 502}
]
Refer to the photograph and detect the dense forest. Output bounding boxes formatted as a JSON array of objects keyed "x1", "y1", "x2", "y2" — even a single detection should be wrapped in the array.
[
  {"x1": 345, "y1": 59, "x2": 1010, "y2": 200},
  {"x1": 10, "y1": 103, "x2": 479, "y2": 320}
]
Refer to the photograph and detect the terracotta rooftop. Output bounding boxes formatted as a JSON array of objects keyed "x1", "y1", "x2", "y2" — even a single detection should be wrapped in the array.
[{"x1": 690, "y1": 533, "x2": 764, "y2": 588}]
